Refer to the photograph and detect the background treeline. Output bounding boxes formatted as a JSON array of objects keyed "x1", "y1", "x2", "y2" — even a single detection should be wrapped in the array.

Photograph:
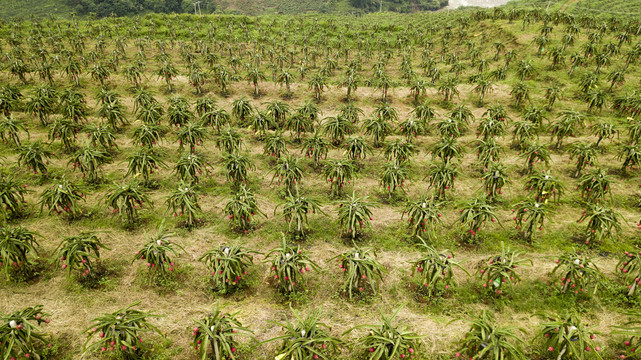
[
  {"x1": 349, "y1": 0, "x2": 449, "y2": 12},
  {"x1": 66, "y1": 0, "x2": 216, "y2": 17}
]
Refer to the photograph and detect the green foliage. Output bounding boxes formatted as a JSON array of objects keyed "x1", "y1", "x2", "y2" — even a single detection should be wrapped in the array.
[
  {"x1": 456, "y1": 311, "x2": 526, "y2": 360},
  {"x1": 301, "y1": 132, "x2": 330, "y2": 166},
  {"x1": 38, "y1": 177, "x2": 85, "y2": 216},
  {"x1": 552, "y1": 251, "x2": 604, "y2": 295},
  {"x1": 0, "y1": 226, "x2": 40, "y2": 281},
  {"x1": 536, "y1": 311, "x2": 603, "y2": 360},
  {"x1": 568, "y1": 141, "x2": 598, "y2": 177},
  {"x1": 265, "y1": 234, "x2": 320, "y2": 294},
  {"x1": 264, "y1": 309, "x2": 341, "y2": 360},
  {"x1": 384, "y1": 139, "x2": 417, "y2": 164},
  {"x1": 133, "y1": 228, "x2": 182, "y2": 280},
  {"x1": 191, "y1": 307, "x2": 255, "y2": 360},
  {"x1": 524, "y1": 170, "x2": 564, "y2": 203},
  {"x1": 512, "y1": 200, "x2": 551, "y2": 242},
  {"x1": 617, "y1": 250, "x2": 641, "y2": 296},
  {"x1": 478, "y1": 243, "x2": 531, "y2": 295},
  {"x1": 199, "y1": 244, "x2": 258, "y2": 293},
  {"x1": 177, "y1": 121, "x2": 208, "y2": 152},
  {"x1": 344, "y1": 136, "x2": 372, "y2": 162},
  {"x1": 82, "y1": 301, "x2": 162, "y2": 357},
  {"x1": 167, "y1": 96, "x2": 194, "y2": 127},
  {"x1": 0, "y1": 116, "x2": 27, "y2": 147},
  {"x1": 215, "y1": 127, "x2": 243, "y2": 154},
  {"x1": 331, "y1": 246, "x2": 386, "y2": 299},
  {"x1": 0, "y1": 305, "x2": 51, "y2": 360},
  {"x1": 0, "y1": 176, "x2": 29, "y2": 221},
  {"x1": 165, "y1": 181, "x2": 202, "y2": 227},
  {"x1": 132, "y1": 123, "x2": 165, "y2": 148},
  {"x1": 425, "y1": 161, "x2": 459, "y2": 200},
  {"x1": 323, "y1": 159, "x2": 356, "y2": 197},
  {"x1": 411, "y1": 244, "x2": 468, "y2": 298},
  {"x1": 271, "y1": 155, "x2": 304, "y2": 193},
  {"x1": 18, "y1": 141, "x2": 53, "y2": 176},
  {"x1": 69, "y1": 145, "x2": 113, "y2": 183},
  {"x1": 275, "y1": 190, "x2": 325, "y2": 240},
  {"x1": 175, "y1": 152, "x2": 210, "y2": 184},
  {"x1": 105, "y1": 180, "x2": 152, "y2": 225},
  {"x1": 85, "y1": 123, "x2": 118, "y2": 149},
  {"x1": 224, "y1": 185, "x2": 265, "y2": 233},
  {"x1": 322, "y1": 115, "x2": 356, "y2": 145},
  {"x1": 401, "y1": 196, "x2": 443, "y2": 241},
  {"x1": 56, "y1": 232, "x2": 109, "y2": 280},
  {"x1": 223, "y1": 152, "x2": 255, "y2": 187},
  {"x1": 578, "y1": 203, "x2": 623, "y2": 246},
  {"x1": 379, "y1": 161, "x2": 408, "y2": 198},
  {"x1": 264, "y1": 131, "x2": 288, "y2": 158},
  {"x1": 345, "y1": 305, "x2": 423, "y2": 360},
  {"x1": 577, "y1": 168, "x2": 613, "y2": 203},
  {"x1": 126, "y1": 148, "x2": 165, "y2": 186},
  {"x1": 481, "y1": 162, "x2": 509, "y2": 202},
  {"x1": 337, "y1": 192, "x2": 374, "y2": 240}
]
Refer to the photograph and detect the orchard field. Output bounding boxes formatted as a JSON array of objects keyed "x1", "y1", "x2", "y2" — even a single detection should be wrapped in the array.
[{"x1": 2, "y1": 7, "x2": 641, "y2": 360}]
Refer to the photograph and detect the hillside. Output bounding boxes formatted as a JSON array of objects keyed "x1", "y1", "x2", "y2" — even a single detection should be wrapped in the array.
[
  {"x1": 2, "y1": 6, "x2": 641, "y2": 360},
  {"x1": 0, "y1": 0, "x2": 449, "y2": 19},
  {"x1": 505, "y1": 0, "x2": 641, "y2": 17}
]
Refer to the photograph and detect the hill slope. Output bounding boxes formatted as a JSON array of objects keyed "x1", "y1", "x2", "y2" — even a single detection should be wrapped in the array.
[{"x1": 505, "y1": 0, "x2": 641, "y2": 17}]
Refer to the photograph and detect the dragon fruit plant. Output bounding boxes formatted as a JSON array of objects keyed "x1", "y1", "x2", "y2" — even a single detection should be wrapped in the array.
[
  {"x1": 0, "y1": 305, "x2": 52, "y2": 360},
  {"x1": 330, "y1": 246, "x2": 387, "y2": 300},
  {"x1": 478, "y1": 243, "x2": 532, "y2": 295},
  {"x1": 552, "y1": 251, "x2": 604, "y2": 295},
  {"x1": 133, "y1": 228, "x2": 183, "y2": 281},
  {"x1": 536, "y1": 310, "x2": 603, "y2": 360},
  {"x1": 199, "y1": 244, "x2": 259, "y2": 293},
  {"x1": 191, "y1": 306, "x2": 255, "y2": 360},
  {"x1": 265, "y1": 234, "x2": 320, "y2": 294},
  {"x1": 401, "y1": 195, "x2": 444, "y2": 242},
  {"x1": 455, "y1": 311, "x2": 526, "y2": 360},
  {"x1": 56, "y1": 232, "x2": 110, "y2": 281},
  {"x1": 264, "y1": 309, "x2": 342, "y2": 360},
  {"x1": 617, "y1": 249, "x2": 641, "y2": 296},
  {"x1": 613, "y1": 311, "x2": 641, "y2": 360},
  {"x1": 345, "y1": 305, "x2": 422, "y2": 360},
  {"x1": 82, "y1": 301, "x2": 162, "y2": 358},
  {"x1": 410, "y1": 244, "x2": 469, "y2": 298},
  {"x1": 0, "y1": 225, "x2": 40, "y2": 281}
]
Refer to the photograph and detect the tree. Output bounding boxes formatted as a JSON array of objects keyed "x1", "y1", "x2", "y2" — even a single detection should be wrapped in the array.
[
  {"x1": 157, "y1": 61, "x2": 178, "y2": 92},
  {"x1": 337, "y1": 192, "x2": 374, "y2": 240},
  {"x1": 438, "y1": 77, "x2": 459, "y2": 102},
  {"x1": 331, "y1": 246, "x2": 386, "y2": 299},
  {"x1": 510, "y1": 82, "x2": 530, "y2": 108},
  {"x1": 246, "y1": 67, "x2": 265, "y2": 96},
  {"x1": 277, "y1": 69, "x2": 295, "y2": 96}
]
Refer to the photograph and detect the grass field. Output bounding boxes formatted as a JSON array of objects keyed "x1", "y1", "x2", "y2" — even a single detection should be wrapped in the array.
[{"x1": 1, "y1": 8, "x2": 641, "y2": 360}]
